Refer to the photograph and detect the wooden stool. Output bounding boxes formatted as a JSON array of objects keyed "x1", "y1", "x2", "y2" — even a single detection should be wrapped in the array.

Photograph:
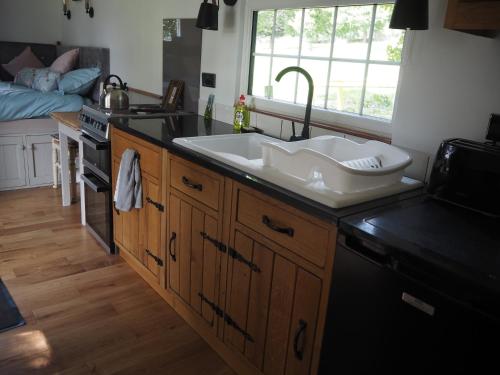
[{"x1": 51, "y1": 134, "x2": 79, "y2": 203}]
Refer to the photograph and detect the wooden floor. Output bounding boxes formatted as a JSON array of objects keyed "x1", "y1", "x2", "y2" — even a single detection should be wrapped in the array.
[{"x1": 0, "y1": 187, "x2": 232, "y2": 375}]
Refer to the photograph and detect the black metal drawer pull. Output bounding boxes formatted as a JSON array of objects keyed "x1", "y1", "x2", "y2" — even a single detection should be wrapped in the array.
[
  {"x1": 262, "y1": 215, "x2": 295, "y2": 237},
  {"x1": 146, "y1": 197, "x2": 164, "y2": 212},
  {"x1": 182, "y1": 176, "x2": 203, "y2": 191},
  {"x1": 145, "y1": 249, "x2": 164, "y2": 267},
  {"x1": 169, "y1": 232, "x2": 177, "y2": 262},
  {"x1": 200, "y1": 232, "x2": 260, "y2": 273},
  {"x1": 293, "y1": 319, "x2": 307, "y2": 360},
  {"x1": 198, "y1": 292, "x2": 254, "y2": 343}
]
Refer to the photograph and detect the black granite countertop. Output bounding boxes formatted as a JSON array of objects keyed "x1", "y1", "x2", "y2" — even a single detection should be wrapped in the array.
[
  {"x1": 340, "y1": 194, "x2": 500, "y2": 308},
  {"x1": 110, "y1": 114, "x2": 424, "y2": 224}
]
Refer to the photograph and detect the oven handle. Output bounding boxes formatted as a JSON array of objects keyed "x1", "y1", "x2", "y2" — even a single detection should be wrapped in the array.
[
  {"x1": 81, "y1": 173, "x2": 110, "y2": 193},
  {"x1": 80, "y1": 133, "x2": 109, "y2": 150}
]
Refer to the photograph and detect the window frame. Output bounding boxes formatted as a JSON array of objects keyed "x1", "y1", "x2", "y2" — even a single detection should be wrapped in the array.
[{"x1": 239, "y1": 0, "x2": 410, "y2": 136}]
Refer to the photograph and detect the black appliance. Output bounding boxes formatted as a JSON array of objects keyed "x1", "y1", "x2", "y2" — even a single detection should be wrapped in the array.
[
  {"x1": 428, "y1": 138, "x2": 500, "y2": 217},
  {"x1": 80, "y1": 105, "x2": 114, "y2": 253},
  {"x1": 320, "y1": 225, "x2": 500, "y2": 374}
]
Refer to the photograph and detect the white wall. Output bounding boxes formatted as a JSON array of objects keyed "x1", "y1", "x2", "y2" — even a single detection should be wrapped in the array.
[
  {"x1": 59, "y1": 0, "x2": 201, "y2": 94},
  {"x1": 0, "y1": 0, "x2": 62, "y2": 43},
  {"x1": 392, "y1": 0, "x2": 500, "y2": 156}
]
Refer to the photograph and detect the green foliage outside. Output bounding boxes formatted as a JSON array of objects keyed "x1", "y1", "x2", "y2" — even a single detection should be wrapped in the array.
[{"x1": 256, "y1": 10, "x2": 299, "y2": 38}]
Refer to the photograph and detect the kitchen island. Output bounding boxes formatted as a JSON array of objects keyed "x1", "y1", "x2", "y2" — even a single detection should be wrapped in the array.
[{"x1": 109, "y1": 114, "x2": 423, "y2": 375}]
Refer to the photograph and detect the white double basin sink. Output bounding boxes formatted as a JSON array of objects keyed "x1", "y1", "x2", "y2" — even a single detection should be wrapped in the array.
[{"x1": 173, "y1": 133, "x2": 423, "y2": 208}]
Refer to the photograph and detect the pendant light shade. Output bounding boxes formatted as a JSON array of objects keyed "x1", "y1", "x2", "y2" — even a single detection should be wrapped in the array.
[
  {"x1": 390, "y1": 0, "x2": 429, "y2": 30},
  {"x1": 196, "y1": 0, "x2": 219, "y2": 31}
]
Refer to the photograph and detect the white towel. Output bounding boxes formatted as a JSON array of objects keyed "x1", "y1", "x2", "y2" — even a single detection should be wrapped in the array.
[{"x1": 114, "y1": 149, "x2": 142, "y2": 212}]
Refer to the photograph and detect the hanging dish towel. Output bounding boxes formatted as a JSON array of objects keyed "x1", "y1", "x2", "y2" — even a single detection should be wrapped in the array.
[{"x1": 114, "y1": 149, "x2": 142, "y2": 212}]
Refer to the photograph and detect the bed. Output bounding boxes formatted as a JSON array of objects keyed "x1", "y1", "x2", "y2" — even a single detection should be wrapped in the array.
[{"x1": 0, "y1": 41, "x2": 110, "y2": 190}]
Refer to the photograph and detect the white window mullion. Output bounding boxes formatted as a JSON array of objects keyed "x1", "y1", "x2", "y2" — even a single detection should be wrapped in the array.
[
  {"x1": 324, "y1": 7, "x2": 338, "y2": 110},
  {"x1": 267, "y1": 10, "x2": 278, "y2": 87},
  {"x1": 359, "y1": 4, "x2": 377, "y2": 116},
  {"x1": 293, "y1": 8, "x2": 306, "y2": 104}
]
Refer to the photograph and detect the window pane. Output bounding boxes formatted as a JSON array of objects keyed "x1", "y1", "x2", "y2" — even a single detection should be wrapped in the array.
[
  {"x1": 302, "y1": 7, "x2": 334, "y2": 58},
  {"x1": 255, "y1": 10, "x2": 274, "y2": 54},
  {"x1": 363, "y1": 64, "x2": 400, "y2": 120},
  {"x1": 297, "y1": 59, "x2": 329, "y2": 107},
  {"x1": 333, "y1": 5, "x2": 373, "y2": 60},
  {"x1": 272, "y1": 57, "x2": 298, "y2": 103},
  {"x1": 328, "y1": 62, "x2": 365, "y2": 114},
  {"x1": 273, "y1": 9, "x2": 302, "y2": 56},
  {"x1": 251, "y1": 56, "x2": 271, "y2": 97},
  {"x1": 370, "y1": 4, "x2": 405, "y2": 62}
]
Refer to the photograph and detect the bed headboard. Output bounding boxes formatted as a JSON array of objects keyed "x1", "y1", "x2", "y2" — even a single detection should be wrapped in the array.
[
  {"x1": 0, "y1": 41, "x2": 57, "y2": 81},
  {"x1": 57, "y1": 45, "x2": 110, "y2": 103}
]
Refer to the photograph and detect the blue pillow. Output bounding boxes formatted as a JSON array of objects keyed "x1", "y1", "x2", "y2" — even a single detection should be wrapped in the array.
[
  {"x1": 32, "y1": 68, "x2": 61, "y2": 93},
  {"x1": 14, "y1": 68, "x2": 37, "y2": 88},
  {"x1": 58, "y1": 67, "x2": 101, "y2": 96}
]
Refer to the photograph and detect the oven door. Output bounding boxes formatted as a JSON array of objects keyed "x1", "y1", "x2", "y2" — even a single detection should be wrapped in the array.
[
  {"x1": 81, "y1": 170, "x2": 114, "y2": 253},
  {"x1": 81, "y1": 133, "x2": 111, "y2": 183}
]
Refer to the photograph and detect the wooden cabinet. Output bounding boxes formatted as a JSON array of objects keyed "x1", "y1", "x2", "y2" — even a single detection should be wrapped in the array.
[
  {"x1": 167, "y1": 191, "x2": 221, "y2": 330},
  {"x1": 0, "y1": 134, "x2": 54, "y2": 191},
  {"x1": 224, "y1": 229, "x2": 323, "y2": 375},
  {"x1": 25, "y1": 135, "x2": 53, "y2": 187},
  {"x1": 166, "y1": 154, "x2": 226, "y2": 334},
  {"x1": 111, "y1": 139, "x2": 337, "y2": 374},
  {"x1": 445, "y1": 0, "x2": 500, "y2": 37},
  {"x1": 222, "y1": 182, "x2": 335, "y2": 375},
  {"x1": 111, "y1": 128, "x2": 165, "y2": 283},
  {"x1": 0, "y1": 135, "x2": 27, "y2": 190}
]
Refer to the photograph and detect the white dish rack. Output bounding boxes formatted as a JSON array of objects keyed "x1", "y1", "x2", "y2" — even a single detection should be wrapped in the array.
[{"x1": 262, "y1": 136, "x2": 413, "y2": 193}]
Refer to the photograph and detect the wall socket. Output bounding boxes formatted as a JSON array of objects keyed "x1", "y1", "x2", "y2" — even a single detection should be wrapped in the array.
[{"x1": 202, "y1": 73, "x2": 216, "y2": 88}]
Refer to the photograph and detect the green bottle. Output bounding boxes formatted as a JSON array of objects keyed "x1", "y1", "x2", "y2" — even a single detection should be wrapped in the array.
[{"x1": 234, "y1": 95, "x2": 250, "y2": 131}]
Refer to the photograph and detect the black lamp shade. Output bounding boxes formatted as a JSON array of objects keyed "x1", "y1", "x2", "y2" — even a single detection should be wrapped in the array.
[
  {"x1": 196, "y1": 0, "x2": 219, "y2": 31},
  {"x1": 390, "y1": 0, "x2": 429, "y2": 30}
]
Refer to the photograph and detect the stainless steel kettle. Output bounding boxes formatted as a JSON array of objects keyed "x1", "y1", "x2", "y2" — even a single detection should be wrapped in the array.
[{"x1": 99, "y1": 75, "x2": 129, "y2": 111}]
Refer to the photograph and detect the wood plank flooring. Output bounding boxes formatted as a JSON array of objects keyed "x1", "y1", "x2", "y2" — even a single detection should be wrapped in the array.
[{"x1": 0, "y1": 187, "x2": 233, "y2": 375}]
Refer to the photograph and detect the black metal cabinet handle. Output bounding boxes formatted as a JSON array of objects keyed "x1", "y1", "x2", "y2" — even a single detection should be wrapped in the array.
[
  {"x1": 293, "y1": 319, "x2": 307, "y2": 360},
  {"x1": 262, "y1": 215, "x2": 294, "y2": 237},
  {"x1": 182, "y1": 176, "x2": 203, "y2": 191},
  {"x1": 169, "y1": 232, "x2": 177, "y2": 262}
]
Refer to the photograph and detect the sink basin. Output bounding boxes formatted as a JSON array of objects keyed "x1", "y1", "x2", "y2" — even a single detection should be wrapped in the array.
[
  {"x1": 262, "y1": 136, "x2": 412, "y2": 193},
  {"x1": 173, "y1": 133, "x2": 422, "y2": 208},
  {"x1": 173, "y1": 133, "x2": 280, "y2": 169}
]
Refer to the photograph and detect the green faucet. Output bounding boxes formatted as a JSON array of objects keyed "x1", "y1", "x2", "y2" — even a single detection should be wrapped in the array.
[{"x1": 275, "y1": 66, "x2": 314, "y2": 141}]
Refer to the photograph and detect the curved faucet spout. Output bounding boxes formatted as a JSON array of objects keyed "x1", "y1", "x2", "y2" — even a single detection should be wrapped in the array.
[{"x1": 275, "y1": 66, "x2": 314, "y2": 140}]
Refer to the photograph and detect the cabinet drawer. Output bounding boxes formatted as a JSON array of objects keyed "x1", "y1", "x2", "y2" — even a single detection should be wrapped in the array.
[
  {"x1": 112, "y1": 129, "x2": 161, "y2": 180},
  {"x1": 170, "y1": 157, "x2": 221, "y2": 211},
  {"x1": 236, "y1": 189, "x2": 329, "y2": 268}
]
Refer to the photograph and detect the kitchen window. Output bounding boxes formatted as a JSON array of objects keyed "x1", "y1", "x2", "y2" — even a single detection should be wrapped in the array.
[{"x1": 247, "y1": 3, "x2": 405, "y2": 123}]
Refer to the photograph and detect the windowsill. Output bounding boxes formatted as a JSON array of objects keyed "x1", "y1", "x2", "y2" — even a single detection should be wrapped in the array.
[{"x1": 248, "y1": 96, "x2": 393, "y2": 143}]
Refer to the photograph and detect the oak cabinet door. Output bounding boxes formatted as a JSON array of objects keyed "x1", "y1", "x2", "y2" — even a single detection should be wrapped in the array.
[
  {"x1": 142, "y1": 176, "x2": 162, "y2": 278},
  {"x1": 167, "y1": 192, "x2": 220, "y2": 330},
  {"x1": 112, "y1": 156, "x2": 141, "y2": 260},
  {"x1": 224, "y1": 229, "x2": 322, "y2": 375}
]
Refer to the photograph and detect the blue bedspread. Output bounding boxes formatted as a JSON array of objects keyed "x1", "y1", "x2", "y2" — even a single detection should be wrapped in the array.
[{"x1": 0, "y1": 82, "x2": 85, "y2": 121}]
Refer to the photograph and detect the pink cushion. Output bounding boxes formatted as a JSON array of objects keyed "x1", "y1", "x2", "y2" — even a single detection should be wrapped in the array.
[
  {"x1": 50, "y1": 48, "x2": 79, "y2": 74},
  {"x1": 1, "y1": 47, "x2": 45, "y2": 76}
]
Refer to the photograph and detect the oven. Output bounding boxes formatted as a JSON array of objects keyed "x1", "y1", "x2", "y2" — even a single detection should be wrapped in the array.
[{"x1": 80, "y1": 106, "x2": 115, "y2": 253}]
